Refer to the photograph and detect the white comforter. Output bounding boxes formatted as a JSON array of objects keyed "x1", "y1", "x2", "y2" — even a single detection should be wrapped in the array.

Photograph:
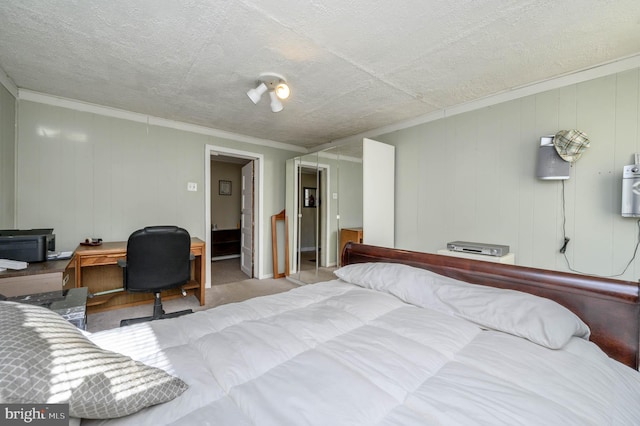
[{"x1": 83, "y1": 266, "x2": 640, "y2": 426}]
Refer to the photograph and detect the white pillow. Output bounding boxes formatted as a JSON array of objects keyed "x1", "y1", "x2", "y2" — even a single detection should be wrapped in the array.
[
  {"x1": 335, "y1": 262, "x2": 451, "y2": 312},
  {"x1": 0, "y1": 301, "x2": 188, "y2": 419},
  {"x1": 433, "y1": 281, "x2": 590, "y2": 349},
  {"x1": 335, "y1": 261, "x2": 438, "y2": 291},
  {"x1": 335, "y1": 262, "x2": 590, "y2": 349}
]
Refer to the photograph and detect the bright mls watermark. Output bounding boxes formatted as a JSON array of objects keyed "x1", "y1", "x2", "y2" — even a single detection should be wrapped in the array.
[{"x1": 1, "y1": 404, "x2": 68, "y2": 425}]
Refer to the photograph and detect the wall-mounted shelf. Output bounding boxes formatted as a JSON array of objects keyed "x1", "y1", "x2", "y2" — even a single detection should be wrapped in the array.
[{"x1": 437, "y1": 249, "x2": 515, "y2": 264}]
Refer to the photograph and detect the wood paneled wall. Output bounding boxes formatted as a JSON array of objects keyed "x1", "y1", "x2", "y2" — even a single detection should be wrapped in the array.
[
  {"x1": 381, "y1": 69, "x2": 640, "y2": 280},
  {"x1": 0, "y1": 84, "x2": 15, "y2": 228}
]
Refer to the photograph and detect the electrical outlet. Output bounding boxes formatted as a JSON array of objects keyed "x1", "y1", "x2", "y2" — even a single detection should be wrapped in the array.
[{"x1": 187, "y1": 182, "x2": 197, "y2": 191}]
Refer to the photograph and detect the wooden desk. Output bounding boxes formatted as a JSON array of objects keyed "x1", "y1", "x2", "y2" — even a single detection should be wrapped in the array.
[
  {"x1": 0, "y1": 258, "x2": 72, "y2": 297},
  {"x1": 70, "y1": 237, "x2": 205, "y2": 313}
]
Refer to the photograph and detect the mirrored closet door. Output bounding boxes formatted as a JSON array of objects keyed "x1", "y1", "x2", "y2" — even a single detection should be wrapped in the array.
[
  {"x1": 285, "y1": 142, "x2": 365, "y2": 284},
  {"x1": 284, "y1": 138, "x2": 394, "y2": 285}
]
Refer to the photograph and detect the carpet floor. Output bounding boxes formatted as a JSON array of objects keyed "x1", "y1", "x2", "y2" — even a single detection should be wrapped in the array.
[{"x1": 86, "y1": 258, "x2": 299, "y2": 332}]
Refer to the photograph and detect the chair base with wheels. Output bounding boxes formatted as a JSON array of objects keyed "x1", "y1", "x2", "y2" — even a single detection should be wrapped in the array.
[{"x1": 120, "y1": 292, "x2": 192, "y2": 327}]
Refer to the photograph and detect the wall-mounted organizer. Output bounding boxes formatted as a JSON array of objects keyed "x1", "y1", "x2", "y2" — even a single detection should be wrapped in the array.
[{"x1": 536, "y1": 136, "x2": 570, "y2": 180}]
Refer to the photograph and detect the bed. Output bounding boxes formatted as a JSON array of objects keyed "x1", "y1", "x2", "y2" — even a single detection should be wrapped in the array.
[{"x1": 2, "y1": 243, "x2": 640, "y2": 425}]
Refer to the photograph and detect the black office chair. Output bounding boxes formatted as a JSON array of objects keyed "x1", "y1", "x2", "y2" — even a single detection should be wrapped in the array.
[{"x1": 118, "y1": 226, "x2": 194, "y2": 327}]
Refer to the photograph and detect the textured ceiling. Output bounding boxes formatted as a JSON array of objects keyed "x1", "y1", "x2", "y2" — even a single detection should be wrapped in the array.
[{"x1": 0, "y1": 1, "x2": 639, "y2": 150}]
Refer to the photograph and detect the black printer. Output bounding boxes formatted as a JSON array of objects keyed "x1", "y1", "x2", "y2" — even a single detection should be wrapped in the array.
[{"x1": 0, "y1": 229, "x2": 56, "y2": 262}]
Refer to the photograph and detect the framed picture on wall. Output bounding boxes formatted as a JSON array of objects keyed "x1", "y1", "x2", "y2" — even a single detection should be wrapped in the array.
[
  {"x1": 303, "y1": 187, "x2": 316, "y2": 207},
  {"x1": 219, "y1": 180, "x2": 232, "y2": 196}
]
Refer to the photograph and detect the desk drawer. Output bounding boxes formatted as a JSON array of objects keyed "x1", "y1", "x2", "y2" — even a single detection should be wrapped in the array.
[
  {"x1": 0, "y1": 272, "x2": 62, "y2": 297},
  {"x1": 79, "y1": 254, "x2": 126, "y2": 267}
]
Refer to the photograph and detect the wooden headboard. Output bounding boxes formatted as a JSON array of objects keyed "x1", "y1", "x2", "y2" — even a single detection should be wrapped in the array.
[{"x1": 342, "y1": 243, "x2": 640, "y2": 369}]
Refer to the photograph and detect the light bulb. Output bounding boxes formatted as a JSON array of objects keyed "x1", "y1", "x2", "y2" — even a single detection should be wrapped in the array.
[{"x1": 275, "y1": 83, "x2": 290, "y2": 100}]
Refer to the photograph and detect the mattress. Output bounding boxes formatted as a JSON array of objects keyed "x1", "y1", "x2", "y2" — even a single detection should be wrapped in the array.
[{"x1": 78, "y1": 262, "x2": 640, "y2": 425}]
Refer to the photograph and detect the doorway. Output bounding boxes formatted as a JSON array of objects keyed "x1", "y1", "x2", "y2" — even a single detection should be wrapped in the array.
[
  {"x1": 297, "y1": 166, "x2": 322, "y2": 273},
  {"x1": 210, "y1": 156, "x2": 252, "y2": 285},
  {"x1": 288, "y1": 157, "x2": 333, "y2": 284},
  {"x1": 204, "y1": 145, "x2": 264, "y2": 287}
]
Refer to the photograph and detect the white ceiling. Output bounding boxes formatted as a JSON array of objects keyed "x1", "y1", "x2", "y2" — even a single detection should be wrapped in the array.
[{"x1": 1, "y1": 1, "x2": 639, "y2": 151}]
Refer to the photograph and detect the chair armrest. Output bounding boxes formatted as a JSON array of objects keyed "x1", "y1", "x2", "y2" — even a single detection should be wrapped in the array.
[{"x1": 117, "y1": 259, "x2": 127, "y2": 268}]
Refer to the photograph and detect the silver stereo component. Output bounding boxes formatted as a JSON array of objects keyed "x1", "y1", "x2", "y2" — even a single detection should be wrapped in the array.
[{"x1": 446, "y1": 241, "x2": 510, "y2": 257}]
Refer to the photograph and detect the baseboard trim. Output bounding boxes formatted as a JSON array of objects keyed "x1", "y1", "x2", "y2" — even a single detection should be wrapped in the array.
[{"x1": 211, "y1": 254, "x2": 241, "y2": 261}]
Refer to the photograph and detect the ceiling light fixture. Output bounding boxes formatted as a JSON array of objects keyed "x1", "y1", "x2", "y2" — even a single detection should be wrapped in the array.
[
  {"x1": 269, "y1": 91, "x2": 283, "y2": 113},
  {"x1": 246, "y1": 72, "x2": 290, "y2": 112},
  {"x1": 247, "y1": 83, "x2": 267, "y2": 104}
]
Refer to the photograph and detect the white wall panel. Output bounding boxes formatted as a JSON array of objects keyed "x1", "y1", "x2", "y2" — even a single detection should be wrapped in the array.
[
  {"x1": 567, "y1": 77, "x2": 610, "y2": 274},
  {"x1": 475, "y1": 106, "x2": 503, "y2": 240},
  {"x1": 363, "y1": 138, "x2": 394, "y2": 248},
  {"x1": 613, "y1": 71, "x2": 640, "y2": 275},
  {"x1": 531, "y1": 90, "x2": 563, "y2": 268},
  {"x1": 15, "y1": 100, "x2": 298, "y2": 271},
  {"x1": 426, "y1": 121, "x2": 452, "y2": 250},
  {"x1": 0, "y1": 84, "x2": 15, "y2": 228},
  {"x1": 394, "y1": 126, "x2": 422, "y2": 250},
  {"x1": 449, "y1": 114, "x2": 477, "y2": 240},
  {"x1": 494, "y1": 102, "x2": 521, "y2": 254},
  {"x1": 381, "y1": 68, "x2": 640, "y2": 281},
  {"x1": 514, "y1": 96, "x2": 537, "y2": 266}
]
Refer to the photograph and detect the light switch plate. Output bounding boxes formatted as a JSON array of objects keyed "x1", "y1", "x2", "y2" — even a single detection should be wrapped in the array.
[{"x1": 187, "y1": 182, "x2": 197, "y2": 191}]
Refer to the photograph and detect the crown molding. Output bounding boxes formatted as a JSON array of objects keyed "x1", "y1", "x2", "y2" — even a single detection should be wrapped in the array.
[
  {"x1": 17, "y1": 89, "x2": 307, "y2": 153},
  {"x1": 0, "y1": 66, "x2": 18, "y2": 98}
]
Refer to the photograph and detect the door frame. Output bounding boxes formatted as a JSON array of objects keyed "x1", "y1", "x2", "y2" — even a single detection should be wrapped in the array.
[
  {"x1": 205, "y1": 145, "x2": 264, "y2": 285},
  {"x1": 240, "y1": 161, "x2": 254, "y2": 277}
]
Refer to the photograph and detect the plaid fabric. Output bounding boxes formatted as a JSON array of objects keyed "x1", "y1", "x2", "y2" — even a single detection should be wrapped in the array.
[{"x1": 553, "y1": 129, "x2": 590, "y2": 163}]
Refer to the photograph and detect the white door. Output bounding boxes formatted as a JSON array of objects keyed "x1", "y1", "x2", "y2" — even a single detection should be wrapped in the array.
[
  {"x1": 363, "y1": 138, "x2": 395, "y2": 248},
  {"x1": 241, "y1": 161, "x2": 254, "y2": 277}
]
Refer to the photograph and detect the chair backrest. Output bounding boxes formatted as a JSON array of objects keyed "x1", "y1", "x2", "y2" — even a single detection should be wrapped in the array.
[{"x1": 124, "y1": 226, "x2": 191, "y2": 292}]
